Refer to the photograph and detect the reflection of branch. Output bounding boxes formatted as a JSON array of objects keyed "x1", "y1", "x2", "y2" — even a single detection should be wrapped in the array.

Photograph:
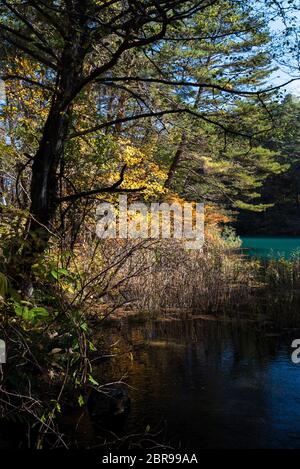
[{"x1": 57, "y1": 164, "x2": 145, "y2": 203}]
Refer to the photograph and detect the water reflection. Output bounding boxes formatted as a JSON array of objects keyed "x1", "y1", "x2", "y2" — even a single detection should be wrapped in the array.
[{"x1": 104, "y1": 319, "x2": 300, "y2": 449}]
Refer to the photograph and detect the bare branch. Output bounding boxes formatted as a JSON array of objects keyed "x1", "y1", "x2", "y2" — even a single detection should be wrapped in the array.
[
  {"x1": 0, "y1": 29, "x2": 57, "y2": 70},
  {"x1": 27, "y1": 0, "x2": 66, "y2": 39},
  {"x1": 96, "y1": 76, "x2": 300, "y2": 97},
  {"x1": 0, "y1": 74, "x2": 54, "y2": 91},
  {"x1": 57, "y1": 164, "x2": 145, "y2": 203},
  {"x1": 2, "y1": 0, "x2": 58, "y2": 59},
  {"x1": 70, "y1": 108, "x2": 250, "y2": 140}
]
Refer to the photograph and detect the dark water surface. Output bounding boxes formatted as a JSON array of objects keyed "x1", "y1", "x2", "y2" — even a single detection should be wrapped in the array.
[{"x1": 104, "y1": 319, "x2": 300, "y2": 449}]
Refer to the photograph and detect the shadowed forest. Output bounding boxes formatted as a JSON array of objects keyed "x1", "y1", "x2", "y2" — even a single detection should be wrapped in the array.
[{"x1": 0, "y1": 0, "x2": 300, "y2": 450}]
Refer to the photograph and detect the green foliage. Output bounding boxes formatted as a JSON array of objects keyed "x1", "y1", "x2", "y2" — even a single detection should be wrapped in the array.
[
  {"x1": 263, "y1": 257, "x2": 300, "y2": 288},
  {"x1": 78, "y1": 395, "x2": 85, "y2": 407},
  {"x1": 221, "y1": 227, "x2": 242, "y2": 248},
  {"x1": 13, "y1": 301, "x2": 49, "y2": 324},
  {"x1": 235, "y1": 201, "x2": 274, "y2": 212},
  {"x1": 237, "y1": 96, "x2": 300, "y2": 232}
]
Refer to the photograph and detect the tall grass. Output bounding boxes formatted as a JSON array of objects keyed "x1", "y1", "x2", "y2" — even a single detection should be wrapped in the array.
[
  {"x1": 100, "y1": 237, "x2": 300, "y2": 319},
  {"x1": 119, "y1": 238, "x2": 255, "y2": 314}
]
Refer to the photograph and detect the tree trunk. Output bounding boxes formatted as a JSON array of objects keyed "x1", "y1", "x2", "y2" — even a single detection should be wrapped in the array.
[
  {"x1": 165, "y1": 132, "x2": 187, "y2": 189},
  {"x1": 17, "y1": 32, "x2": 86, "y2": 275}
]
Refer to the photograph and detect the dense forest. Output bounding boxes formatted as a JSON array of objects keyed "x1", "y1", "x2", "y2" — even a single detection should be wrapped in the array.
[
  {"x1": 0, "y1": 0, "x2": 300, "y2": 451},
  {"x1": 236, "y1": 95, "x2": 300, "y2": 234}
]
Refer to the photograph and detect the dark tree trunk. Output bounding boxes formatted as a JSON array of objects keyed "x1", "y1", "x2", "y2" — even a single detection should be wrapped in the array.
[
  {"x1": 19, "y1": 26, "x2": 86, "y2": 274},
  {"x1": 28, "y1": 104, "x2": 70, "y2": 247},
  {"x1": 165, "y1": 132, "x2": 187, "y2": 189}
]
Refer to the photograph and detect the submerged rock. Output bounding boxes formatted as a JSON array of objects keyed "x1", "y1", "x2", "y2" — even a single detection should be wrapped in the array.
[{"x1": 87, "y1": 385, "x2": 131, "y2": 422}]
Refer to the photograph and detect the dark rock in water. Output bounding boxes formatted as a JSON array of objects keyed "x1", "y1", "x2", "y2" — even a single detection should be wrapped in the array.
[{"x1": 87, "y1": 385, "x2": 131, "y2": 424}]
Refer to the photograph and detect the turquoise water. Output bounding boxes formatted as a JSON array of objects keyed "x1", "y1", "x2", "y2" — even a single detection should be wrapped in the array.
[{"x1": 241, "y1": 237, "x2": 300, "y2": 259}]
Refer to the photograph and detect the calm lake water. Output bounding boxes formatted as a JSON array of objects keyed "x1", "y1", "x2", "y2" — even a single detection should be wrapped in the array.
[
  {"x1": 103, "y1": 319, "x2": 300, "y2": 450},
  {"x1": 241, "y1": 236, "x2": 300, "y2": 259}
]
